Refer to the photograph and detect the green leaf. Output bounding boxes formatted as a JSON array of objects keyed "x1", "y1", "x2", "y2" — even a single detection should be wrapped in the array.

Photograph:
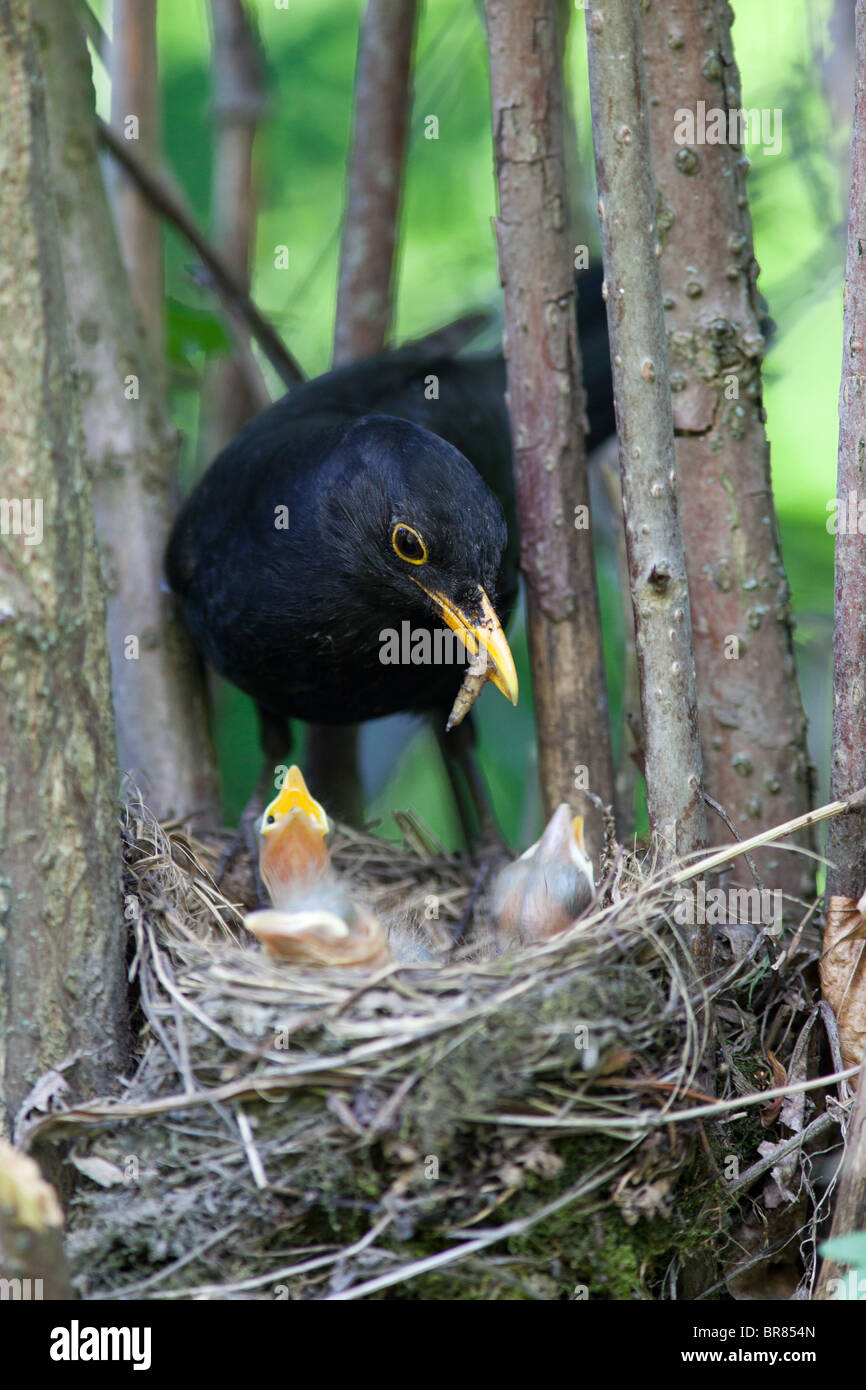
[{"x1": 166, "y1": 297, "x2": 231, "y2": 369}]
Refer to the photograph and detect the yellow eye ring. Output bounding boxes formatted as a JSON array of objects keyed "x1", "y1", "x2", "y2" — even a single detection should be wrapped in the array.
[{"x1": 392, "y1": 523, "x2": 427, "y2": 565}]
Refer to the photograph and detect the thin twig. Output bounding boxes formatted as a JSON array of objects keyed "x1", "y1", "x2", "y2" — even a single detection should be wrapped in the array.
[
  {"x1": 703, "y1": 791, "x2": 766, "y2": 895},
  {"x1": 96, "y1": 117, "x2": 305, "y2": 388},
  {"x1": 468, "y1": 1063, "x2": 860, "y2": 1132},
  {"x1": 728, "y1": 1112, "x2": 839, "y2": 1193},
  {"x1": 671, "y1": 789, "x2": 866, "y2": 888}
]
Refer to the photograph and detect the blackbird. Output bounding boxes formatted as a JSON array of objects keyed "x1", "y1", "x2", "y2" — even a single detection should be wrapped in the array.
[
  {"x1": 167, "y1": 353, "x2": 520, "y2": 734},
  {"x1": 167, "y1": 267, "x2": 614, "y2": 821}
]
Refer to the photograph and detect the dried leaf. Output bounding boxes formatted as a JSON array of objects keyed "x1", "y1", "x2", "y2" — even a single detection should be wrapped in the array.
[
  {"x1": 69, "y1": 1154, "x2": 126, "y2": 1188},
  {"x1": 13, "y1": 1067, "x2": 71, "y2": 1147},
  {"x1": 760, "y1": 1052, "x2": 787, "y2": 1128},
  {"x1": 596, "y1": 1045, "x2": 634, "y2": 1076},
  {"x1": 821, "y1": 897, "x2": 866, "y2": 1070},
  {"x1": 520, "y1": 1144, "x2": 564, "y2": 1179}
]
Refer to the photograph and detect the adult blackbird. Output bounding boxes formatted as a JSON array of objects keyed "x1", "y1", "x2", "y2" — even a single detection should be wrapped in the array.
[{"x1": 167, "y1": 267, "x2": 614, "y2": 823}]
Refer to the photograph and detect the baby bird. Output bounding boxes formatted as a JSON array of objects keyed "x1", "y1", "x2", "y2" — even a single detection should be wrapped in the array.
[
  {"x1": 244, "y1": 766, "x2": 390, "y2": 968},
  {"x1": 492, "y1": 805, "x2": 595, "y2": 948}
]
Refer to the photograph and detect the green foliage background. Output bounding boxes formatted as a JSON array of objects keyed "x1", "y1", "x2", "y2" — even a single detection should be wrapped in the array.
[{"x1": 95, "y1": 0, "x2": 845, "y2": 848}]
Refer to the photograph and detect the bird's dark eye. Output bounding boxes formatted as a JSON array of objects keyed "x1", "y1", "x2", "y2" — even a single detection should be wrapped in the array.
[
  {"x1": 266, "y1": 814, "x2": 275, "y2": 825},
  {"x1": 392, "y1": 523, "x2": 427, "y2": 565}
]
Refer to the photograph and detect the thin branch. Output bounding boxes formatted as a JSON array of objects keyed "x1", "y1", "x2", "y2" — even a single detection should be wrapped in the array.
[
  {"x1": 815, "y1": 1049, "x2": 866, "y2": 1297},
  {"x1": 671, "y1": 788, "x2": 866, "y2": 888},
  {"x1": 44, "y1": 5, "x2": 222, "y2": 824},
  {"x1": 641, "y1": 0, "x2": 816, "y2": 907},
  {"x1": 77, "y1": 0, "x2": 111, "y2": 66},
  {"x1": 309, "y1": 0, "x2": 419, "y2": 822},
  {"x1": 109, "y1": 0, "x2": 164, "y2": 373},
  {"x1": 333, "y1": 0, "x2": 419, "y2": 364},
  {"x1": 484, "y1": 0, "x2": 615, "y2": 846},
  {"x1": 97, "y1": 117, "x2": 305, "y2": 388},
  {"x1": 827, "y1": 0, "x2": 866, "y2": 901},
  {"x1": 728, "y1": 1112, "x2": 839, "y2": 1193},
  {"x1": 584, "y1": 3, "x2": 707, "y2": 869},
  {"x1": 202, "y1": 0, "x2": 272, "y2": 452},
  {"x1": 469, "y1": 1064, "x2": 861, "y2": 1132}
]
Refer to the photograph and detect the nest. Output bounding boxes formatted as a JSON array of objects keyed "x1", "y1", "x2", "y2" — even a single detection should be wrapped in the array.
[{"x1": 23, "y1": 795, "x2": 848, "y2": 1301}]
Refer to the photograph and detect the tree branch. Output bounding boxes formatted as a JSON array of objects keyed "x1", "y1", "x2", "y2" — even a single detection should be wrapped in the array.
[
  {"x1": 0, "y1": 0, "x2": 127, "y2": 1120},
  {"x1": 641, "y1": 0, "x2": 815, "y2": 907},
  {"x1": 308, "y1": 0, "x2": 419, "y2": 822},
  {"x1": 41, "y1": 2, "x2": 222, "y2": 824},
  {"x1": 827, "y1": 0, "x2": 866, "y2": 901},
  {"x1": 201, "y1": 0, "x2": 272, "y2": 457},
  {"x1": 97, "y1": 116, "x2": 305, "y2": 389},
  {"x1": 484, "y1": 0, "x2": 614, "y2": 848},
  {"x1": 817, "y1": 4, "x2": 866, "y2": 1297},
  {"x1": 584, "y1": 2, "x2": 708, "y2": 895},
  {"x1": 333, "y1": 0, "x2": 419, "y2": 364},
  {"x1": 109, "y1": 0, "x2": 164, "y2": 375}
]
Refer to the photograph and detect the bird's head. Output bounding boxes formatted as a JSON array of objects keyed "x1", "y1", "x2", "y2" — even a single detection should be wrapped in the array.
[
  {"x1": 259, "y1": 765, "x2": 331, "y2": 908},
  {"x1": 321, "y1": 415, "x2": 518, "y2": 727},
  {"x1": 494, "y1": 805, "x2": 595, "y2": 947}
]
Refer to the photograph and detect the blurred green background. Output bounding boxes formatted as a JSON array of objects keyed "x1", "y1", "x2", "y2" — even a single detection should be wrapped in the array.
[{"x1": 94, "y1": 0, "x2": 846, "y2": 848}]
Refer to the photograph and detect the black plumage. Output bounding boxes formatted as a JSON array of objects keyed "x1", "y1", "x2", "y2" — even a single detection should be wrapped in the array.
[{"x1": 167, "y1": 266, "x2": 613, "y2": 734}]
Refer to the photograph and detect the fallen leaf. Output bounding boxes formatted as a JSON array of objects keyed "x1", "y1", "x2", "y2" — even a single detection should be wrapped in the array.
[
  {"x1": 760, "y1": 1051, "x2": 787, "y2": 1127},
  {"x1": 821, "y1": 897, "x2": 866, "y2": 1071},
  {"x1": 69, "y1": 1154, "x2": 125, "y2": 1188}
]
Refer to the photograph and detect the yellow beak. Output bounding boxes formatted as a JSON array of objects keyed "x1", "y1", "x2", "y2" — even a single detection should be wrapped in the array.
[
  {"x1": 261, "y1": 765, "x2": 329, "y2": 837},
  {"x1": 412, "y1": 581, "x2": 519, "y2": 713},
  {"x1": 572, "y1": 815, "x2": 585, "y2": 855}
]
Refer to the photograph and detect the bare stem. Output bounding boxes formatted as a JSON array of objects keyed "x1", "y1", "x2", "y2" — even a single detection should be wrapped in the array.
[
  {"x1": 584, "y1": 2, "x2": 707, "y2": 877},
  {"x1": 827, "y1": 0, "x2": 866, "y2": 900},
  {"x1": 484, "y1": 0, "x2": 615, "y2": 845},
  {"x1": 97, "y1": 117, "x2": 305, "y2": 388}
]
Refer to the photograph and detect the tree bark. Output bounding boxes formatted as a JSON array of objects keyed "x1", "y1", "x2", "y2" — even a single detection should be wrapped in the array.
[
  {"x1": 309, "y1": 0, "x2": 419, "y2": 822},
  {"x1": 36, "y1": 2, "x2": 221, "y2": 825},
  {"x1": 332, "y1": 0, "x2": 418, "y2": 366},
  {"x1": 815, "y1": 1048, "x2": 866, "y2": 1298},
  {"x1": 484, "y1": 0, "x2": 615, "y2": 845},
  {"x1": 0, "y1": 0, "x2": 127, "y2": 1128},
  {"x1": 827, "y1": 0, "x2": 866, "y2": 903},
  {"x1": 641, "y1": 0, "x2": 815, "y2": 904},
  {"x1": 201, "y1": 0, "x2": 270, "y2": 462},
  {"x1": 819, "y1": 8, "x2": 866, "y2": 1287},
  {"x1": 584, "y1": 2, "x2": 708, "y2": 881},
  {"x1": 109, "y1": 0, "x2": 164, "y2": 375}
]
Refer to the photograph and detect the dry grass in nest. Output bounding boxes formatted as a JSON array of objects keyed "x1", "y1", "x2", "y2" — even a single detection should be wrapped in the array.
[{"x1": 19, "y1": 791, "x2": 853, "y2": 1301}]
